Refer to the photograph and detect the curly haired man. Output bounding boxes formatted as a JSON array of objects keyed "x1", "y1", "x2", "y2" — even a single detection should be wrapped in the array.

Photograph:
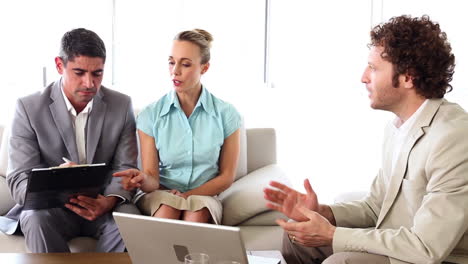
[{"x1": 264, "y1": 15, "x2": 468, "y2": 264}]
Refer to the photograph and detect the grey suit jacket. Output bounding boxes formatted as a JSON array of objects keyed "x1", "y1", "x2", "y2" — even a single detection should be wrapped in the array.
[
  {"x1": 0, "y1": 80, "x2": 138, "y2": 234},
  {"x1": 330, "y1": 99, "x2": 468, "y2": 264}
]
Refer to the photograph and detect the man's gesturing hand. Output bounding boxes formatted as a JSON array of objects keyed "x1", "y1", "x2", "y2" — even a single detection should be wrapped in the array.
[
  {"x1": 264, "y1": 179, "x2": 319, "y2": 222},
  {"x1": 277, "y1": 206, "x2": 336, "y2": 247}
]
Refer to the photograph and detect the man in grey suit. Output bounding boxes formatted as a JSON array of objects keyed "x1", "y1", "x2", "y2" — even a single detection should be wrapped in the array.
[
  {"x1": 0, "y1": 28, "x2": 138, "y2": 253},
  {"x1": 264, "y1": 15, "x2": 468, "y2": 264}
]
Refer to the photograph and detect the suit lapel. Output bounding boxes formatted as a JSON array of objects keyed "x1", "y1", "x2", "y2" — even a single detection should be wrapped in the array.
[
  {"x1": 86, "y1": 88, "x2": 106, "y2": 163},
  {"x1": 376, "y1": 99, "x2": 444, "y2": 227},
  {"x1": 49, "y1": 80, "x2": 79, "y2": 162},
  {"x1": 376, "y1": 128, "x2": 424, "y2": 227}
]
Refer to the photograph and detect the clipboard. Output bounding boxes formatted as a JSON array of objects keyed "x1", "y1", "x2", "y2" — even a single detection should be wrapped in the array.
[{"x1": 23, "y1": 163, "x2": 110, "y2": 210}]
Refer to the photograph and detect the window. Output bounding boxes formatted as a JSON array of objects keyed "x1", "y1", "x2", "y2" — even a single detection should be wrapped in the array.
[
  {"x1": 113, "y1": 0, "x2": 266, "y2": 110},
  {"x1": 268, "y1": 0, "x2": 384, "y2": 202},
  {"x1": 0, "y1": 0, "x2": 113, "y2": 124}
]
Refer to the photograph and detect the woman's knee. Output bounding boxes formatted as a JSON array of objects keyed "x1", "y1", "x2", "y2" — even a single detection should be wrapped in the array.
[
  {"x1": 182, "y1": 208, "x2": 211, "y2": 223},
  {"x1": 154, "y1": 204, "x2": 181, "y2": 219}
]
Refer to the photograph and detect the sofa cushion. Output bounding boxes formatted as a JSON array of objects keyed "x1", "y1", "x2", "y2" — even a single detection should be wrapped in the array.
[
  {"x1": 238, "y1": 210, "x2": 287, "y2": 226},
  {"x1": 219, "y1": 164, "x2": 288, "y2": 226},
  {"x1": 0, "y1": 232, "x2": 26, "y2": 253}
]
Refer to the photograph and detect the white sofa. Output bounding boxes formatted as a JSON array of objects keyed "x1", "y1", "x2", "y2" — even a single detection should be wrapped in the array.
[{"x1": 0, "y1": 124, "x2": 289, "y2": 252}]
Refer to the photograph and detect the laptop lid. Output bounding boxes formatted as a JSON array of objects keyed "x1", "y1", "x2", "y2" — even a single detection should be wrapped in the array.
[{"x1": 113, "y1": 212, "x2": 249, "y2": 264}]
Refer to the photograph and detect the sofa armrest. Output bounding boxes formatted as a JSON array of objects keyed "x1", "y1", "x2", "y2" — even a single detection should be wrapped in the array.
[
  {"x1": 0, "y1": 176, "x2": 15, "y2": 216},
  {"x1": 219, "y1": 164, "x2": 289, "y2": 226}
]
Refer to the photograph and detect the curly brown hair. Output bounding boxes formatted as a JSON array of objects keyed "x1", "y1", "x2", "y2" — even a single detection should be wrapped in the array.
[{"x1": 370, "y1": 15, "x2": 455, "y2": 98}]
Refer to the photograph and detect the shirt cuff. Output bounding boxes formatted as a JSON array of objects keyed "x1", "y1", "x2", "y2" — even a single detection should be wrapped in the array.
[{"x1": 106, "y1": 194, "x2": 126, "y2": 205}]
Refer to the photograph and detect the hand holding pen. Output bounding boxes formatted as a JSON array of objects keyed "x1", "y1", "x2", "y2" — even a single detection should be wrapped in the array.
[{"x1": 59, "y1": 157, "x2": 78, "y2": 167}]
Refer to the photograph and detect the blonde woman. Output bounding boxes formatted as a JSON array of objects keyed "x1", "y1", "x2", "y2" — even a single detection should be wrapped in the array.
[{"x1": 114, "y1": 29, "x2": 241, "y2": 224}]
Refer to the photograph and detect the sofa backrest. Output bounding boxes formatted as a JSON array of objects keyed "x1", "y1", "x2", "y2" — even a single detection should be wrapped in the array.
[
  {"x1": 0, "y1": 120, "x2": 275, "y2": 181},
  {"x1": 234, "y1": 122, "x2": 248, "y2": 180},
  {"x1": 246, "y1": 128, "x2": 276, "y2": 174}
]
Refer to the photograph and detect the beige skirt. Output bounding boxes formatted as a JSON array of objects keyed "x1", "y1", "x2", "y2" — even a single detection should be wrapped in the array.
[{"x1": 137, "y1": 190, "x2": 223, "y2": 224}]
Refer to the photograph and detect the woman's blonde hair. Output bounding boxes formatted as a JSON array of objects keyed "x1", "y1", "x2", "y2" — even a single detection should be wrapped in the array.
[{"x1": 174, "y1": 29, "x2": 213, "y2": 64}]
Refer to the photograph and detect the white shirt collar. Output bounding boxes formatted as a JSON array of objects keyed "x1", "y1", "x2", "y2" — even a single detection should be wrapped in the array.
[
  {"x1": 390, "y1": 99, "x2": 429, "y2": 173},
  {"x1": 392, "y1": 99, "x2": 429, "y2": 135}
]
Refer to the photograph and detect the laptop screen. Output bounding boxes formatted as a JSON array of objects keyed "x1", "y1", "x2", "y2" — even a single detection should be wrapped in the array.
[{"x1": 113, "y1": 212, "x2": 249, "y2": 264}]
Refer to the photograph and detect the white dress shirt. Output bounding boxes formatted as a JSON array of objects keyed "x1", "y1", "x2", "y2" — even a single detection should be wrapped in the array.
[
  {"x1": 60, "y1": 86, "x2": 93, "y2": 164},
  {"x1": 391, "y1": 99, "x2": 429, "y2": 173}
]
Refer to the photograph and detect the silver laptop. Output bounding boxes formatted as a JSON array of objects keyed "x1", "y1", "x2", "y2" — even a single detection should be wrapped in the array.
[{"x1": 113, "y1": 212, "x2": 249, "y2": 264}]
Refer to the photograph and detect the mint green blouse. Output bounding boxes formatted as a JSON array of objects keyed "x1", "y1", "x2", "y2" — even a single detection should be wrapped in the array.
[{"x1": 137, "y1": 86, "x2": 241, "y2": 192}]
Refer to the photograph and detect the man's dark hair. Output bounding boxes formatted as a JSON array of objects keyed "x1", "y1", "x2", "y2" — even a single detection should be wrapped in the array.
[
  {"x1": 370, "y1": 15, "x2": 455, "y2": 98},
  {"x1": 59, "y1": 28, "x2": 106, "y2": 65}
]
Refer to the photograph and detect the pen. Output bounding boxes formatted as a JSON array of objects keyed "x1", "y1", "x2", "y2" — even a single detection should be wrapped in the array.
[{"x1": 62, "y1": 157, "x2": 72, "y2": 163}]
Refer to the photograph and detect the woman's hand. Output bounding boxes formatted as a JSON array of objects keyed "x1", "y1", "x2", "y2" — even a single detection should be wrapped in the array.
[
  {"x1": 169, "y1": 189, "x2": 189, "y2": 199},
  {"x1": 113, "y1": 169, "x2": 146, "y2": 190}
]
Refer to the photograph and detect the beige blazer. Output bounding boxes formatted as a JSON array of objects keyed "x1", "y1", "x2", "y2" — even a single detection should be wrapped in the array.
[{"x1": 330, "y1": 99, "x2": 468, "y2": 264}]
